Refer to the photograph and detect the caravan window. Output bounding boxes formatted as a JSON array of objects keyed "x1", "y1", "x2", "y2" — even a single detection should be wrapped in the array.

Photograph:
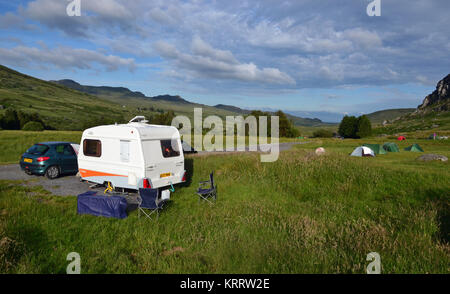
[
  {"x1": 160, "y1": 139, "x2": 180, "y2": 158},
  {"x1": 83, "y1": 139, "x2": 101, "y2": 157}
]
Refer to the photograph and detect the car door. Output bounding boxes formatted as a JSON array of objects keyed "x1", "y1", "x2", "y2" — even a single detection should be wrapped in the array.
[
  {"x1": 56, "y1": 144, "x2": 77, "y2": 174},
  {"x1": 63, "y1": 144, "x2": 78, "y2": 173}
]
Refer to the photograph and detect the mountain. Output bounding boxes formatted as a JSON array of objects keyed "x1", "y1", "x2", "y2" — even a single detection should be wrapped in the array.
[
  {"x1": 0, "y1": 64, "x2": 335, "y2": 130},
  {"x1": 52, "y1": 80, "x2": 191, "y2": 103},
  {"x1": 152, "y1": 94, "x2": 190, "y2": 104},
  {"x1": 52, "y1": 79, "x2": 147, "y2": 99},
  {"x1": 215, "y1": 104, "x2": 327, "y2": 126},
  {"x1": 52, "y1": 78, "x2": 323, "y2": 126},
  {"x1": 365, "y1": 108, "x2": 415, "y2": 124},
  {"x1": 373, "y1": 74, "x2": 450, "y2": 134},
  {"x1": 415, "y1": 74, "x2": 449, "y2": 113},
  {"x1": 285, "y1": 115, "x2": 325, "y2": 127},
  {"x1": 0, "y1": 65, "x2": 132, "y2": 130},
  {"x1": 214, "y1": 104, "x2": 250, "y2": 114}
]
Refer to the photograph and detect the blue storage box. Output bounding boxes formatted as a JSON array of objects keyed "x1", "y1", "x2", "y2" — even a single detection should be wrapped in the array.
[{"x1": 77, "y1": 191, "x2": 128, "y2": 219}]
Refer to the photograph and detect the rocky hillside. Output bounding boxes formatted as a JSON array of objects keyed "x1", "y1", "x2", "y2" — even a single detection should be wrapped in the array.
[
  {"x1": 415, "y1": 74, "x2": 449, "y2": 113},
  {"x1": 373, "y1": 73, "x2": 450, "y2": 135}
]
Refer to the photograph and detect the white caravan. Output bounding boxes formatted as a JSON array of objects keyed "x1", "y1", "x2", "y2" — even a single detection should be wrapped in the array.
[{"x1": 78, "y1": 116, "x2": 186, "y2": 190}]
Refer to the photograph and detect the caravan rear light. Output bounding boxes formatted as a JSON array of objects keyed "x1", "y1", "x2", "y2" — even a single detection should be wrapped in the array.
[
  {"x1": 182, "y1": 171, "x2": 187, "y2": 182},
  {"x1": 37, "y1": 156, "x2": 50, "y2": 162},
  {"x1": 143, "y1": 178, "x2": 151, "y2": 188}
]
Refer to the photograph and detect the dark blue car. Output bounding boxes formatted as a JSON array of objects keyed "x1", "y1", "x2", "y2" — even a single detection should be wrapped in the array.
[{"x1": 20, "y1": 142, "x2": 78, "y2": 179}]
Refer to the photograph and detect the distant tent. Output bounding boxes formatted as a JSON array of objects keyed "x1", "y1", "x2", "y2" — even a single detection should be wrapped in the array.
[
  {"x1": 350, "y1": 146, "x2": 375, "y2": 157},
  {"x1": 397, "y1": 136, "x2": 406, "y2": 141},
  {"x1": 383, "y1": 142, "x2": 400, "y2": 152},
  {"x1": 363, "y1": 144, "x2": 387, "y2": 155},
  {"x1": 404, "y1": 143, "x2": 424, "y2": 152}
]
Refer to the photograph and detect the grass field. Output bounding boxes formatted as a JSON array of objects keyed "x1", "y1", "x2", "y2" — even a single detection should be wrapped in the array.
[
  {"x1": 0, "y1": 131, "x2": 449, "y2": 273},
  {"x1": 0, "y1": 131, "x2": 82, "y2": 164},
  {"x1": 0, "y1": 130, "x2": 301, "y2": 164}
]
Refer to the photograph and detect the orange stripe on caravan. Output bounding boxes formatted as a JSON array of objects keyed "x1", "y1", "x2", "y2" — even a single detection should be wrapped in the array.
[{"x1": 79, "y1": 169, "x2": 127, "y2": 178}]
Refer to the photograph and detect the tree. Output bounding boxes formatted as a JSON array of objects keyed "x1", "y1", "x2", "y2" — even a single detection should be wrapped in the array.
[
  {"x1": 338, "y1": 115, "x2": 357, "y2": 138},
  {"x1": 247, "y1": 110, "x2": 271, "y2": 136},
  {"x1": 0, "y1": 108, "x2": 20, "y2": 130},
  {"x1": 150, "y1": 110, "x2": 175, "y2": 125},
  {"x1": 17, "y1": 111, "x2": 45, "y2": 129},
  {"x1": 275, "y1": 110, "x2": 299, "y2": 138},
  {"x1": 339, "y1": 115, "x2": 373, "y2": 138},
  {"x1": 356, "y1": 115, "x2": 372, "y2": 138},
  {"x1": 22, "y1": 121, "x2": 44, "y2": 131},
  {"x1": 313, "y1": 129, "x2": 334, "y2": 138}
]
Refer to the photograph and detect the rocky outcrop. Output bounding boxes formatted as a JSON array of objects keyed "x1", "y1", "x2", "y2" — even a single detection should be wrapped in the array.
[
  {"x1": 416, "y1": 154, "x2": 448, "y2": 162},
  {"x1": 416, "y1": 74, "x2": 450, "y2": 113}
]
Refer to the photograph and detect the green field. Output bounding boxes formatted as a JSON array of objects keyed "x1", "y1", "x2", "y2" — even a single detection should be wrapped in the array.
[
  {"x1": 0, "y1": 130, "x2": 82, "y2": 164},
  {"x1": 0, "y1": 130, "x2": 449, "y2": 273},
  {"x1": 0, "y1": 130, "x2": 301, "y2": 164}
]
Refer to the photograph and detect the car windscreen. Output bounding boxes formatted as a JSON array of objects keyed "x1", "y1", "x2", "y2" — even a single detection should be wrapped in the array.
[{"x1": 26, "y1": 144, "x2": 49, "y2": 155}]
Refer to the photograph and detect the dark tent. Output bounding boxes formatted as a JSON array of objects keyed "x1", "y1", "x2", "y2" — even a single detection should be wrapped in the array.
[
  {"x1": 404, "y1": 143, "x2": 424, "y2": 152},
  {"x1": 383, "y1": 142, "x2": 400, "y2": 152},
  {"x1": 363, "y1": 144, "x2": 387, "y2": 155}
]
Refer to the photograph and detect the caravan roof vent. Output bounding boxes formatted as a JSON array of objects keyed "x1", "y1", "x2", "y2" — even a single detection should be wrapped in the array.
[{"x1": 129, "y1": 116, "x2": 149, "y2": 124}]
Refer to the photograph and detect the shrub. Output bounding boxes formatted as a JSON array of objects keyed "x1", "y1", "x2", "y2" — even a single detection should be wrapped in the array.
[
  {"x1": 275, "y1": 110, "x2": 299, "y2": 138},
  {"x1": 356, "y1": 115, "x2": 372, "y2": 138},
  {"x1": 150, "y1": 110, "x2": 176, "y2": 126},
  {"x1": 0, "y1": 108, "x2": 20, "y2": 130},
  {"x1": 338, "y1": 115, "x2": 372, "y2": 138},
  {"x1": 22, "y1": 121, "x2": 44, "y2": 131},
  {"x1": 312, "y1": 129, "x2": 334, "y2": 138},
  {"x1": 17, "y1": 111, "x2": 45, "y2": 129},
  {"x1": 338, "y1": 115, "x2": 358, "y2": 138}
]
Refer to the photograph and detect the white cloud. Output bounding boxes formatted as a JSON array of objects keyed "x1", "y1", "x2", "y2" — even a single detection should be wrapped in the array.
[
  {"x1": 0, "y1": 45, "x2": 136, "y2": 72},
  {"x1": 191, "y1": 37, "x2": 238, "y2": 65},
  {"x1": 0, "y1": 12, "x2": 34, "y2": 30},
  {"x1": 155, "y1": 38, "x2": 295, "y2": 85},
  {"x1": 1, "y1": 0, "x2": 449, "y2": 91}
]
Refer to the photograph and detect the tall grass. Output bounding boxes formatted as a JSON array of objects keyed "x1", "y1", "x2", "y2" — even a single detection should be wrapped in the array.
[{"x1": 1, "y1": 137, "x2": 448, "y2": 273}]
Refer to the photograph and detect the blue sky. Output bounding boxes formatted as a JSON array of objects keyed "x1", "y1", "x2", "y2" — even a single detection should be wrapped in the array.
[{"x1": 0, "y1": 0, "x2": 449, "y2": 122}]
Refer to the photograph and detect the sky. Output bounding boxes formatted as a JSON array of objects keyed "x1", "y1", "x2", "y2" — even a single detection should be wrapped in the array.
[{"x1": 0, "y1": 0, "x2": 449, "y2": 122}]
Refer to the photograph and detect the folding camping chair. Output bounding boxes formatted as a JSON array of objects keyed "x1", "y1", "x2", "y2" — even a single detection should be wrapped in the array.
[
  {"x1": 196, "y1": 172, "x2": 217, "y2": 204},
  {"x1": 137, "y1": 188, "x2": 167, "y2": 220}
]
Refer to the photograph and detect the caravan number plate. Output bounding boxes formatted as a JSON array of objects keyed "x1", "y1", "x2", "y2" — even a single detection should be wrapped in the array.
[{"x1": 160, "y1": 173, "x2": 171, "y2": 178}]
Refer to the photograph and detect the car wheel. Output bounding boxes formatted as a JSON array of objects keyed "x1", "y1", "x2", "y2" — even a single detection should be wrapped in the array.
[{"x1": 45, "y1": 166, "x2": 60, "y2": 179}]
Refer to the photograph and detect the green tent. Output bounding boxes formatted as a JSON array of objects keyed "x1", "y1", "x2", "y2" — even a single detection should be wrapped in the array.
[
  {"x1": 383, "y1": 142, "x2": 400, "y2": 152},
  {"x1": 363, "y1": 144, "x2": 387, "y2": 155},
  {"x1": 404, "y1": 143, "x2": 424, "y2": 152}
]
